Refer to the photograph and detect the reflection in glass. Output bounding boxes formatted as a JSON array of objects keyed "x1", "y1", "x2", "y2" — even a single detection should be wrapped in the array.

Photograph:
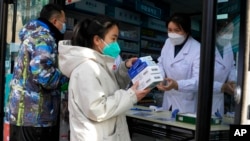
[{"x1": 213, "y1": 15, "x2": 240, "y2": 123}]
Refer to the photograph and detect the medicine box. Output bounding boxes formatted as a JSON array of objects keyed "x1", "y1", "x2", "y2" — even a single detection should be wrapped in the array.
[
  {"x1": 136, "y1": 73, "x2": 163, "y2": 90},
  {"x1": 128, "y1": 60, "x2": 156, "y2": 78},
  {"x1": 131, "y1": 56, "x2": 153, "y2": 69},
  {"x1": 131, "y1": 65, "x2": 161, "y2": 83},
  {"x1": 128, "y1": 56, "x2": 163, "y2": 90}
]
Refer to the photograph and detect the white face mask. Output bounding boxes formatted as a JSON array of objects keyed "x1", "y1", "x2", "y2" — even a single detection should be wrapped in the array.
[
  {"x1": 217, "y1": 33, "x2": 233, "y2": 46},
  {"x1": 168, "y1": 33, "x2": 186, "y2": 45}
]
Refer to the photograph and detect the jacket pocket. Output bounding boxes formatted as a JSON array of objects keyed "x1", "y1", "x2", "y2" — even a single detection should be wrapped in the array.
[
  {"x1": 103, "y1": 116, "x2": 130, "y2": 141},
  {"x1": 103, "y1": 132, "x2": 119, "y2": 141},
  {"x1": 103, "y1": 127, "x2": 128, "y2": 141}
]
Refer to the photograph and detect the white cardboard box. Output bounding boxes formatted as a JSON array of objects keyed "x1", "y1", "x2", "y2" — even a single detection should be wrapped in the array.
[
  {"x1": 136, "y1": 73, "x2": 163, "y2": 90},
  {"x1": 131, "y1": 65, "x2": 161, "y2": 83},
  {"x1": 128, "y1": 56, "x2": 163, "y2": 90}
]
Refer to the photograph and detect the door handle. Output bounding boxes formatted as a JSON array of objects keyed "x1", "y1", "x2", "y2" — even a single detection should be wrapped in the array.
[{"x1": 234, "y1": 85, "x2": 241, "y2": 104}]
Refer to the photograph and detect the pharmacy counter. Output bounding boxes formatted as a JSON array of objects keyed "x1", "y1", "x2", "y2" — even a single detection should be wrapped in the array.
[{"x1": 126, "y1": 106, "x2": 231, "y2": 141}]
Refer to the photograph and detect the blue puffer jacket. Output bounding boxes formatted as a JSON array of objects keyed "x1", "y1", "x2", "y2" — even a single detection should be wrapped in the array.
[{"x1": 7, "y1": 18, "x2": 68, "y2": 127}]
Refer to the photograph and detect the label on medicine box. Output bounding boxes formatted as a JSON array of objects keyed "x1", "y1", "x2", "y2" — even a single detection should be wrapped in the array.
[
  {"x1": 137, "y1": 73, "x2": 163, "y2": 90},
  {"x1": 131, "y1": 56, "x2": 154, "y2": 70},
  {"x1": 129, "y1": 61, "x2": 157, "y2": 79},
  {"x1": 131, "y1": 65, "x2": 161, "y2": 83},
  {"x1": 139, "y1": 56, "x2": 153, "y2": 61}
]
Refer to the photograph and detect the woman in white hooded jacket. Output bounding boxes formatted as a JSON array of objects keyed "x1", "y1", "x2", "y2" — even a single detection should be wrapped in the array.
[{"x1": 58, "y1": 15, "x2": 151, "y2": 141}]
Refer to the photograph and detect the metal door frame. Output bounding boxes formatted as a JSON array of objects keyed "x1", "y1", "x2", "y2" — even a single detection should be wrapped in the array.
[{"x1": 0, "y1": 0, "x2": 9, "y2": 140}]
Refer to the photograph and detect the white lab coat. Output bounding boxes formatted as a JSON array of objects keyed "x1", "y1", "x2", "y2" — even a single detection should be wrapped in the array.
[
  {"x1": 157, "y1": 36, "x2": 200, "y2": 113},
  {"x1": 212, "y1": 43, "x2": 236, "y2": 115}
]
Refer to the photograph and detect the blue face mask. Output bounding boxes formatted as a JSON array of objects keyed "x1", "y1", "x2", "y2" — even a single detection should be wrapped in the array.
[
  {"x1": 60, "y1": 23, "x2": 66, "y2": 34},
  {"x1": 102, "y1": 41, "x2": 121, "y2": 58}
]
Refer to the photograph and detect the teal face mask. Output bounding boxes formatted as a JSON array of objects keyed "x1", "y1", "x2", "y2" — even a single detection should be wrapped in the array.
[{"x1": 102, "y1": 41, "x2": 121, "y2": 58}]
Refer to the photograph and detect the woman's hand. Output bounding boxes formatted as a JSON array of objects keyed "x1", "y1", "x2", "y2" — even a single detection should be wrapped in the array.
[
  {"x1": 125, "y1": 57, "x2": 138, "y2": 68},
  {"x1": 130, "y1": 81, "x2": 152, "y2": 102},
  {"x1": 156, "y1": 78, "x2": 178, "y2": 91}
]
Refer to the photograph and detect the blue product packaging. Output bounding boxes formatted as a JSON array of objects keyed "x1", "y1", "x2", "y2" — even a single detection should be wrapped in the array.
[{"x1": 128, "y1": 62, "x2": 148, "y2": 79}]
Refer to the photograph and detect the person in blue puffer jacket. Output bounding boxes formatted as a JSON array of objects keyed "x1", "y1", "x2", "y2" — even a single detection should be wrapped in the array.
[{"x1": 7, "y1": 3, "x2": 68, "y2": 141}]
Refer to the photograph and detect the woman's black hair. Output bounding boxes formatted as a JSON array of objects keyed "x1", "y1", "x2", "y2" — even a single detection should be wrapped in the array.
[
  {"x1": 216, "y1": 18, "x2": 234, "y2": 33},
  {"x1": 166, "y1": 13, "x2": 191, "y2": 34},
  {"x1": 71, "y1": 15, "x2": 119, "y2": 48}
]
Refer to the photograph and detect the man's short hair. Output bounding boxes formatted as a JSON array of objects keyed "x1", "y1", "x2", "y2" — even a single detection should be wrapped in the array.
[{"x1": 40, "y1": 3, "x2": 64, "y2": 20}]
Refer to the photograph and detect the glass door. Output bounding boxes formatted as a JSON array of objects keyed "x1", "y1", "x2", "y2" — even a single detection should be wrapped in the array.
[
  {"x1": 196, "y1": 0, "x2": 246, "y2": 140},
  {"x1": 210, "y1": 0, "x2": 248, "y2": 139},
  {"x1": 214, "y1": 0, "x2": 241, "y2": 124}
]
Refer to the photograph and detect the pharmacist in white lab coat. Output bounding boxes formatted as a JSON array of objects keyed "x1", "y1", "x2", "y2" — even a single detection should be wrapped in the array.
[
  {"x1": 157, "y1": 13, "x2": 200, "y2": 113},
  {"x1": 212, "y1": 20, "x2": 236, "y2": 116}
]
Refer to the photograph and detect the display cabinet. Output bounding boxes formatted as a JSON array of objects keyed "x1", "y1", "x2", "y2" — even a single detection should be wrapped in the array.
[
  {"x1": 140, "y1": 27, "x2": 166, "y2": 61},
  {"x1": 118, "y1": 21, "x2": 141, "y2": 60}
]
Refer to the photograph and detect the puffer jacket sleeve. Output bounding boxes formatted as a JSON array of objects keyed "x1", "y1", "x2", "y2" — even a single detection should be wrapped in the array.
[{"x1": 29, "y1": 35, "x2": 64, "y2": 90}]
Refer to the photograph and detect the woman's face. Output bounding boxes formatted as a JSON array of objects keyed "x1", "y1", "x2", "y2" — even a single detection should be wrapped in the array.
[
  {"x1": 217, "y1": 22, "x2": 234, "y2": 37},
  {"x1": 167, "y1": 21, "x2": 187, "y2": 35},
  {"x1": 100, "y1": 25, "x2": 119, "y2": 49},
  {"x1": 167, "y1": 21, "x2": 188, "y2": 45},
  {"x1": 216, "y1": 22, "x2": 234, "y2": 46}
]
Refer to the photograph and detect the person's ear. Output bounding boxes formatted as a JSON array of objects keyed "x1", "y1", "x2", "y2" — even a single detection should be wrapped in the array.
[
  {"x1": 93, "y1": 35, "x2": 102, "y2": 47},
  {"x1": 49, "y1": 17, "x2": 57, "y2": 25}
]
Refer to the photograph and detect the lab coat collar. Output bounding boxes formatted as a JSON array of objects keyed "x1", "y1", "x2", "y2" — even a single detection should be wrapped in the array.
[
  {"x1": 215, "y1": 43, "x2": 232, "y2": 67},
  {"x1": 171, "y1": 36, "x2": 193, "y2": 65}
]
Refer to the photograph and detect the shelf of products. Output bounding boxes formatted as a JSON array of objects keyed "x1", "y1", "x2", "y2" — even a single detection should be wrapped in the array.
[
  {"x1": 64, "y1": 0, "x2": 167, "y2": 62},
  {"x1": 118, "y1": 22, "x2": 140, "y2": 60},
  {"x1": 140, "y1": 27, "x2": 166, "y2": 61}
]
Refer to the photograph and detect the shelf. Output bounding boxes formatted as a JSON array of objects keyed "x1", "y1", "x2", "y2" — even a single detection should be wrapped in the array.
[
  {"x1": 141, "y1": 27, "x2": 166, "y2": 42},
  {"x1": 141, "y1": 40, "x2": 163, "y2": 51},
  {"x1": 121, "y1": 52, "x2": 139, "y2": 60},
  {"x1": 141, "y1": 47, "x2": 162, "y2": 52},
  {"x1": 65, "y1": 1, "x2": 166, "y2": 61},
  {"x1": 118, "y1": 22, "x2": 140, "y2": 57},
  {"x1": 119, "y1": 36, "x2": 139, "y2": 42},
  {"x1": 119, "y1": 22, "x2": 140, "y2": 41},
  {"x1": 141, "y1": 36, "x2": 165, "y2": 43},
  {"x1": 120, "y1": 48, "x2": 139, "y2": 53}
]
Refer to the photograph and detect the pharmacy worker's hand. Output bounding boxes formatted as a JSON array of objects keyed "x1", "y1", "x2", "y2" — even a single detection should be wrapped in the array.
[
  {"x1": 125, "y1": 57, "x2": 138, "y2": 68},
  {"x1": 130, "y1": 81, "x2": 152, "y2": 102},
  {"x1": 221, "y1": 81, "x2": 236, "y2": 95},
  {"x1": 156, "y1": 78, "x2": 178, "y2": 91}
]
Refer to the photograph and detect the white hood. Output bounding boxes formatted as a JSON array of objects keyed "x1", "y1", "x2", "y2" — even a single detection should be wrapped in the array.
[{"x1": 58, "y1": 40, "x2": 114, "y2": 77}]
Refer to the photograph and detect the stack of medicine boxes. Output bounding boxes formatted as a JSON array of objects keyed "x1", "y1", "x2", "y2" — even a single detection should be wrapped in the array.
[{"x1": 128, "y1": 56, "x2": 163, "y2": 90}]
